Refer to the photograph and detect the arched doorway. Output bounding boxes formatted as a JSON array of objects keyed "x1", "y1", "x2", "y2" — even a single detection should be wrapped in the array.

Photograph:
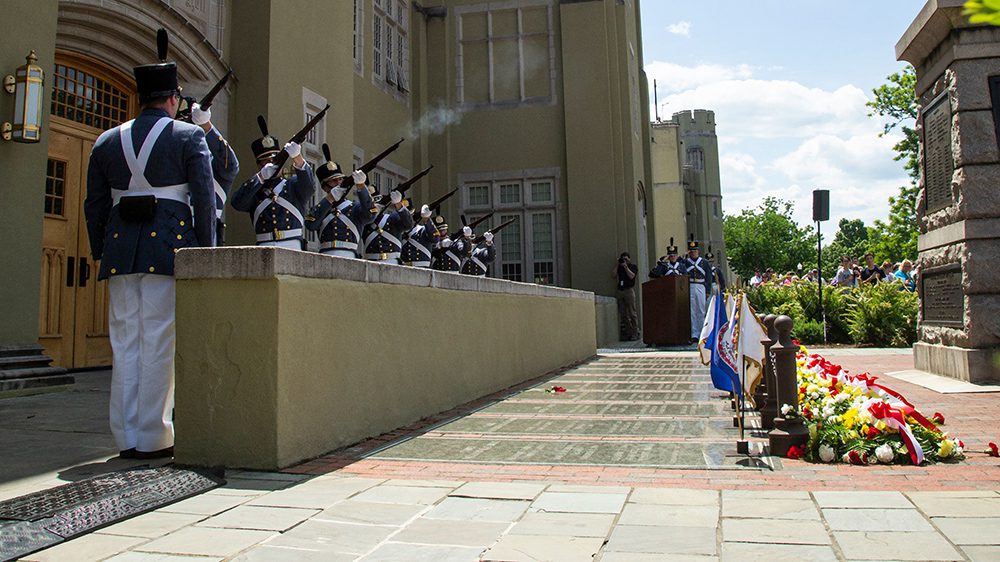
[{"x1": 39, "y1": 52, "x2": 137, "y2": 369}]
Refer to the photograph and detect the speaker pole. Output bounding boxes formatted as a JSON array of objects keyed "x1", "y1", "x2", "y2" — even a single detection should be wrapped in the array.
[{"x1": 817, "y1": 219, "x2": 826, "y2": 343}]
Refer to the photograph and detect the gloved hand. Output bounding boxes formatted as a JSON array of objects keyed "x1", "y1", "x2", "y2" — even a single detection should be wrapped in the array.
[
  {"x1": 484, "y1": 231, "x2": 494, "y2": 244},
  {"x1": 462, "y1": 226, "x2": 473, "y2": 238},
  {"x1": 421, "y1": 204, "x2": 432, "y2": 219},
  {"x1": 390, "y1": 190, "x2": 402, "y2": 205},
  {"x1": 441, "y1": 238, "x2": 453, "y2": 248},
  {"x1": 352, "y1": 170, "x2": 367, "y2": 184},
  {"x1": 191, "y1": 103, "x2": 211, "y2": 126},
  {"x1": 331, "y1": 186, "x2": 347, "y2": 200},
  {"x1": 284, "y1": 141, "x2": 301, "y2": 158},
  {"x1": 258, "y1": 163, "x2": 278, "y2": 181}
]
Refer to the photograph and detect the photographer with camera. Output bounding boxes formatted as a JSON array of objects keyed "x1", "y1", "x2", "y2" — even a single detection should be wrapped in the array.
[{"x1": 612, "y1": 252, "x2": 640, "y2": 341}]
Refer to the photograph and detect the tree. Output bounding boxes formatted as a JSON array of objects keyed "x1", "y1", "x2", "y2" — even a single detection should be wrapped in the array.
[
  {"x1": 964, "y1": 0, "x2": 1000, "y2": 25},
  {"x1": 866, "y1": 65, "x2": 919, "y2": 262},
  {"x1": 819, "y1": 218, "x2": 870, "y2": 280},
  {"x1": 723, "y1": 197, "x2": 816, "y2": 279}
]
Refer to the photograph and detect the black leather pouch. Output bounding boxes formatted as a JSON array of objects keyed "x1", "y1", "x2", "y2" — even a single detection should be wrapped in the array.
[{"x1": 118, "y1": 195, "x2": 156, "y2": 223}]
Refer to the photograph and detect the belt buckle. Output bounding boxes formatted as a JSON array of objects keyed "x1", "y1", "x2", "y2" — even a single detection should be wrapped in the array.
[
  {"x1": 274, "y1": 229, "x2": 283, "y2": 240},
  {"x1": 380, "y1": 252, "x2": 388, "y2": 260}
]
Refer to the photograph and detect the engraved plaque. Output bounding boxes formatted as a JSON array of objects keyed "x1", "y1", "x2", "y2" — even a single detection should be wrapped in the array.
[
  {"x1": 922, "y1": 95, "x2": 954, "y2": 212},
  {"x1": 921, "y1": 264, "x2": 963, "y2": 326}
]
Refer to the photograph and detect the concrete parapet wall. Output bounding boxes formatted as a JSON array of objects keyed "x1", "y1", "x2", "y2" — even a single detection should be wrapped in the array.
[
  {"x1": 595, "y1": 296, "x2": 619, "y2": 349},
  {"x1": 172, "y1": 247, "x2": 597, "y2": 470}
]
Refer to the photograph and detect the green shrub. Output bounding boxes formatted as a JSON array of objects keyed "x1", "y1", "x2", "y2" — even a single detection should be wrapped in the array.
[
  {"x1": 844, "y1": 282, "x2": 919, "y2": 347},
  {"x1": 793, "y1": 319, "x2": 826, "y2": 345}
]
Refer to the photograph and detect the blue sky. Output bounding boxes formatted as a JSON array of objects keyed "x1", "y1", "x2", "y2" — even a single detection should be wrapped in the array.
[{"x1": 640, "y1": 0, "x2": 926, "y2": 229}]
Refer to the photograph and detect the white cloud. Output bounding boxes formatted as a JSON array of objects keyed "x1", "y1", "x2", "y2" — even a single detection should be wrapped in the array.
[
  {"x1": 720, "y1": 152, "x2": 766, "y2": 191},
  {"x1": 667, "y1": 21, "x2": 692, "y2": 37},
  {"x1": 646, "y1": 61, "x2": 753, "y2": 93}
]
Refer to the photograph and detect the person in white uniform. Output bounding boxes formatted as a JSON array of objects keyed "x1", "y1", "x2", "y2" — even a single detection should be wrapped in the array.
[
  {"x1": 684, "y1": 239, "x2": 714, "y2": 342},
  {"x1": 84, "y1": 29, "x2": 216, "y2": 459}
]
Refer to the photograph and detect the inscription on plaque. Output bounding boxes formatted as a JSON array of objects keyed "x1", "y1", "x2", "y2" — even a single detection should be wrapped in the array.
[
  {"x1": 922, "y1": 95, "x2": 954, "y2": 212},
  {"x1": 921, "y1": 265, "x2": 963, "y2": 326}
]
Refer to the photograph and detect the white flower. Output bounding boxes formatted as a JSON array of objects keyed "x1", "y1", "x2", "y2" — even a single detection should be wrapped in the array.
[
  {"x1": 819, "y1": 444, "x2": 836, "y2": 462},
  {"x1": 781, "y1": 404, "x2": 793, "y2": 416},
  {"x1": 875, "y1": 444, "x2": 894, "y2": 464},
  {"x1": 827, "y1": 416, "x2": 838, "y2": 424}
]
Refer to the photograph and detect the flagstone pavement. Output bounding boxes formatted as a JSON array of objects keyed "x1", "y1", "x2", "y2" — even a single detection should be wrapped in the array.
[{"x1": 2, "y1": 348, "x2": 999, "y2": 561}]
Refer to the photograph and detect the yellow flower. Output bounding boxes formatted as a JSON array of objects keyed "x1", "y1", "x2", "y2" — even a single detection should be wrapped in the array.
[
  {"x1": 843, "y1": 408, "x2": 859, "y2": 429},
  {"x1": 938, "y1": 439, "x2": 955, "y2": 458}
]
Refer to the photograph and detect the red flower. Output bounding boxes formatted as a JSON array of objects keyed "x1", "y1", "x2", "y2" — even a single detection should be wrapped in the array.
[
  {"x1": 867, "y1": 427, "x2": 880, "y2": 439},
  {"x1": 846, "y1": 450, "x2": 869, "y2": 465},
  {"x1": 799, "y1": 385, "x2": 807, "y2": 394},
  {"x1": 958, "y1": 440, "x2": 965, "y2": 449},
  {"x1": 786, "y1": 445, "x2": 804, "y2": 459},
  {"x1": 932, "y1": 412, "x2": 945, "y2": 424},
  {"x1": 792, "y1": 339, "x2": 801, "y2": 346},
  {"x1": 553, "y1": 386, "x2": 566, "y2": 393},
  {"x1": 989, "y1": 442, "x2": 999, "y2": 457},
  {"x1": 830, "y1": 388, "x2": 839, "y2": 396},
  {"x1": 802, "y1": 406, "x2": 812, "y2": 419}
]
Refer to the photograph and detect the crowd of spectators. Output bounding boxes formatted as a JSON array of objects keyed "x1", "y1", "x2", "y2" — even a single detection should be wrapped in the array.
[{"x1": 747, "y1": 252, "x2": 917, "y2": 292}]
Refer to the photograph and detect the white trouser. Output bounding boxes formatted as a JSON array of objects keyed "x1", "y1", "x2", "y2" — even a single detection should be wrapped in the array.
[
  {"x1": 108, "y1": 274, "x2": 176, "y2": 452},
  {"x1": 321, "y1": 248, "x2": 357, "y2": 259},
  {"x1": 690, "y1": 283, "x2": 707, "y2": 339},
  {"x1": 259, "y1": 239, "x2": 302, "y2": 250}
]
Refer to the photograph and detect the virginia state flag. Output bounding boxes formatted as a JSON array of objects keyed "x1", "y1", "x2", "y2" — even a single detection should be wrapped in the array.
[{"x1": 708, "y1": 289, "x2": 741, "y2": 397}]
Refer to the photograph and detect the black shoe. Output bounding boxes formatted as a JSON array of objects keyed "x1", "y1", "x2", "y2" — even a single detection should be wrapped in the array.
[
  {"x1": 135, "y1": 447, "x2": 174, "y2": 459},
  {"x1": 118, "y1": 448, "x2": 137, "y2": 459}
]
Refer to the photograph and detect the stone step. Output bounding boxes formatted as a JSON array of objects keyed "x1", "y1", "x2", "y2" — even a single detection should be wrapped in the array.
[{"x1": 0, "y1": 354, "x2": 54, "y2": 372}]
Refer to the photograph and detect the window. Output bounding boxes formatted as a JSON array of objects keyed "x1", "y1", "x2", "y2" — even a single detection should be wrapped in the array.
[
  {"x1": 45, "y1": 159, "x2": 66, "y2": 217},
  {"x1": 498, "y1": 182, "x2": 522, "y2": 206},
  {"x1": 51, "y1": 62, "x2": 131, "y2": 130},
  {"x1": 467, "y1": 184, "x2": 490, "y2": 208},
  {"x1": 457, "y1": 3, "x2": 553, "y2": 107},
  {"x1": 372, "y1": 0, "x2": 409, "y2": 98},
  {"x1": 530, "y1": 181, "x2": 553, "y2": 205},
  {"x1": 373, "y1": 13, "x2": 383, "y2": 79},
  {"x1": 687, "y1": 147, "x2": 705, "y2": 171},
  {"x1": 353, "y1": 0, "x2": 364, "y2": 75},
  {"x1": 713, "y1": 200, "x2": 719, "y2": 218},
  {"x1": 499, "y1": 214, "x2": 523, "y2": 282}
]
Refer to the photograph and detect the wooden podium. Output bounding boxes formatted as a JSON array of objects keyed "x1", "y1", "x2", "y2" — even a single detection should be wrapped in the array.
[{"x1": 642, "y1": 276, "x2": 691, "y2": 346}]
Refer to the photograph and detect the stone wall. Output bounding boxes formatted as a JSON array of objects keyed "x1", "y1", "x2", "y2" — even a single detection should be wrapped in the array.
[{"x1": 172, "y1": 248, "x2": 598, "y2": 470}]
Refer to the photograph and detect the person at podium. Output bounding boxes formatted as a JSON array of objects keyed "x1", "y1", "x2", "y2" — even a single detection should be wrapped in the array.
[{"x1": 649, "y1": 239, "x2": 687, "y2": 278}]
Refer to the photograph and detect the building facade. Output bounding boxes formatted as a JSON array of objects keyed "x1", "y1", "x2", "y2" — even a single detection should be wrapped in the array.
[{"x1": 0, "y1": 0, "x2": 653, "y2": 372}]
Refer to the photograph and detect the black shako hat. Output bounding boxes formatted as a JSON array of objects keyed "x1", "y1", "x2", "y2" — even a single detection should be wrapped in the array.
[
  {"x1": 667, "y1": 237, "x2": 678, "y2": 256},
  {"x1": 688, "y1": 233, "x2": 699, "y2": 251},
  {"x1": 133, "y1": 29, "x2": 180, "y2": 104},
  {"x1": 317, "y1": 144, "x2": 347, "y2": 183},
  {"x1": 251, "y1": 115, "x2": 280, "y2": 162}
]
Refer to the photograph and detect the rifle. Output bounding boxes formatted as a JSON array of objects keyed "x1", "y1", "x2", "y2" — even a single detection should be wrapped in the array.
[
  {"x1": 473, "y1": 217, "x2": 517, "y2": 244},
  {"x1": 340, "y1": 138, "x2": 405, "y2": 191},
  {"x1": 372, "y1": 165, "x2": 434, "y2": 223},
  {"x1": 260, "y1": 104, "x2": 330, "y2": 196},
  {"x1": 423, "y1": 188, "x2": 458, "y2": 216},
  {"x1": 449, "y1": 212, "x2": 494, "y2": 240},
  {"x1": 199, "y1": 69, "x2": 233, "y2": 110}
]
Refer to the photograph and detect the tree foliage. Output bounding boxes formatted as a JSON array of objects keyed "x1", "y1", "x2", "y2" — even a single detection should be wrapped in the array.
[
  {"x1": 865, "y1": 66, "x2": 919, "y2": 263},
  {"x1": 964, "y1": 0, "x2": 1000, "y2": 25},
  {"x1": 819, "y1": 218, "x2": 870, "y2": 280},
  {"x1": 723, "y1": 197, "x2": 816, "y2": 279}
]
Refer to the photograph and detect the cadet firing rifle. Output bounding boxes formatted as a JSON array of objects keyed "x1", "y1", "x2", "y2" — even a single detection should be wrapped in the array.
[
  {"x1": 340, "y1": 138, "x2": 406, "y2": 191},
  {"x1": 372, "y1": 165, "x2": 434, "y2": 223},
  {"x1": 260, "y1": 105, "x2": 330, "y2": 197},
  {"x1": 473, "y1": 217, "x2": 517, "y2": 244},
  {"x1": 198, "y1": 69, "x2": 232, "y2": 110},
  {"x1": 449, "y1": 213, "x2": 494, "y2": 241},
  {"x1": 422, "y1": 188, "x2": 458, "y2": 217}
]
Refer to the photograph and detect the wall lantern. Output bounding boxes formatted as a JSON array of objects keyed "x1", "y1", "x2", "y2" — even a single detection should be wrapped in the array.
[{"x1": 3, "y1": 50, "x2": 45, "y2": 143}]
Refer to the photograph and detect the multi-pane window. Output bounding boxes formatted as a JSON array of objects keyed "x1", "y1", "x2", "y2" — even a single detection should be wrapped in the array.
[
  {"x1": 687, "y1": 147, "x2": 705, "y2": 171},
  {"x1": 373, "y1": 12, "x2": 383, "y2": 79},
  {"x1": 373, "y1": 0, "x2": 409, "y2": 96},
  {"x1": 458, "y1": 3, "x2": 552, "y2": 106},
  {"x1": 45, "y1": 159, "x2": 66, "y2": 217},
  {"x1": 51, "y1": 63, "x2": 130, "y2": 130},
  {"x1": 461, "y1": 176, "x2": 558, "y2": 285},
  {"x1": 353, "y1": 0, "x2": 364, "y2": 74}
]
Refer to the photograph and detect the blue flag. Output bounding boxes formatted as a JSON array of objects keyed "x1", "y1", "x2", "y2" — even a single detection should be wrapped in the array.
[{"x1": 708, "y1": 289, "x2": 741, "y2": 398}]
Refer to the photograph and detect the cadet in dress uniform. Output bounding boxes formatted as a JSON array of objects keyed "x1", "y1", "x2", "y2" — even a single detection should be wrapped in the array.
[
  {"x1": 460, "y1": 231, "x2": 496, "y2": 277},
  {"x1": 446, "y1": 225, "x2": 476, "y2": 271},
  {"x1": 431, "y1": 217, "x2": 463, "y2": 272},
  {"x1": 362, "y1": 190, "x2": 413, "y2": 262},
  {"x1": 649, "y1": 238, "x2": 687, "y2": 278},
  {"x1": 684, "y1": 239, "x2": 714, "y2": 341},
  {"x1": 177, "y1": 97, "x2": 238, "y2": 244},
  {"x1": 304, "y1": 144, "x2": 375, "y2": 258},
  {"x1": 400, "y1": 204, "x2": 436, "y2": 267},
  {"x1": 231, "y1": 116, "x2": 315, "y2": 250},
  {"x1": 84, "y1": 30, "x2": 215, "y2": 459},
  {"x1": 705, "y1": 247, "x2": 727, "y2": 294}
]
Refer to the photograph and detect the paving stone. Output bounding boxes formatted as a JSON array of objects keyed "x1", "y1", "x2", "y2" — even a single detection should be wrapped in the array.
[
  {"x1": 105, "y1": 553, "x2": 224, "y2": 562},
  {"x1": 812, "y1": 491, "x2": 913, "y2": 509},
  {"x1": 135, "y1": 527, "x2": 276, "y2": 557},
  {"x1": 605, "y1": 524, "x2": 718, "y2": 556},
  {"x1": 216, "y1": 478, "x2": 295, "y2": 493},
  {"x1": 232, "y1": 546, "x2": 355, "y2": 561},
  {"x1": 385, "y1": 478, "x2": 464, "y2": 488},
  {"x1": 357, "y1": 543, "x2": 485, "y2": 562},
  {"x1": 350, "y1": 484, "x2": 453, "y2": 505},
  {"x1": 226, "y1": 471, "x2": 310, "y2": 482},
  {"x1": 157, "y1": 492, "x2": 251, "y2": 516},
  {"x1": 508, "y1": 511, "x2": 615, "y2": 537},
  {"x1": 531, "y1": 491, "x2": 627, "y2": 514},
  {"x1": 277, "y1": 520, "x2": 396, "y2": 555},
  {"x1": 907, "y1": 495, "x2": 1000, "y2": 517},
  {"x1": 481, "y1": 534, "x2": 606, "y2": 562},
  {"x1": 618, "y1": 503, "x2": 719, "y2": 527},
  {"x1": 720, "y1": 542, "x2": 838, "y2": 562},
  {"x1": 546, "y1": 485, "x2": 632, "y2": 495},
  {"x1": 962, "y1": 546, "x2": 1000, "y2": 562},
  {"x1": 722, "y1": 498, "x2": 819, "y2": 520},
  {"x1": 834, "y1": 531, "x2": 962, "y2": 561},
  {"x1": 908, "y1": 490, "x2": 1000, "y2": 499},
  {"x1": 392, "y1": 517, "x2": 509, "y2": 547},
  {"x1": 600, "y1": 554, "x2": 718, "y2": 562},
  {"x1": 722, "y1": 489, "x2": 810, "y2": 500},
  {"x1": 247, "y1": 477, "x2": 384, "y2": 509},
  {"x1": 424, "y1": 497, "x2": 530, "y2": 522},
  {"x1": 932, "y1": 517, "x2": 1000, "y2": 545},
  {"x1": 722, "y1": 518, "x2": 830, "y2": 545},
  {"x1": 630, "y1": 488, "x2": 719, "y2": 506},
  {"x1": 450, "y1": 481, "x2": 546, "y2": 500},
  {"x1": 822, "y1": 508, "x2": 933, "y2": 532},
  {"x1": 24, "y1": 533, "x2": 146, "y2": 562},
  {"x1": 196, "y1": 505, "x2": 318, "y2": 531},
  {"x1": 315, "y1": 499, "x2": 427, "y2": 526},
  {"x1": 95, "y1": 511, "x2": 206, "y2": 538}
]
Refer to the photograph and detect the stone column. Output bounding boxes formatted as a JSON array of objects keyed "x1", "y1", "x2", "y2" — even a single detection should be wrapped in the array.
[
  {"x1": 755, "y1": 314, "x2": 778, "y2": 430},
  {"x1": 897, "y1": 0, "x2": 1000, "y2": 383},
  {"x1": 768, "y1": 316, "x2": 808, "y2": 457}
]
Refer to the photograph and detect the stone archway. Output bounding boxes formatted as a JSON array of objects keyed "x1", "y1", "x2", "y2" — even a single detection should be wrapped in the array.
[{"x1": 55, "y1": 0, "x2": 233, "y2": 120}]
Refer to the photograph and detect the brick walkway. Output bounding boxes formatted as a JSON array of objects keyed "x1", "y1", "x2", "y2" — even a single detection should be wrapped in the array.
[{"x1": 289, "y1": 351, "x2": 1000, "y2": 491}]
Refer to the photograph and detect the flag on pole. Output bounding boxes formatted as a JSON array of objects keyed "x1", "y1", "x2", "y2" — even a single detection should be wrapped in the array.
[
  {"x1": 698, "y1": 291, "x2": 717, "y2": 365},
  {"x1": 739, "y1": 296, "x2": 768, "y2": 397},
  {"x1": 707, "y1": 288, "x2": 741, "y2": 395}
]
